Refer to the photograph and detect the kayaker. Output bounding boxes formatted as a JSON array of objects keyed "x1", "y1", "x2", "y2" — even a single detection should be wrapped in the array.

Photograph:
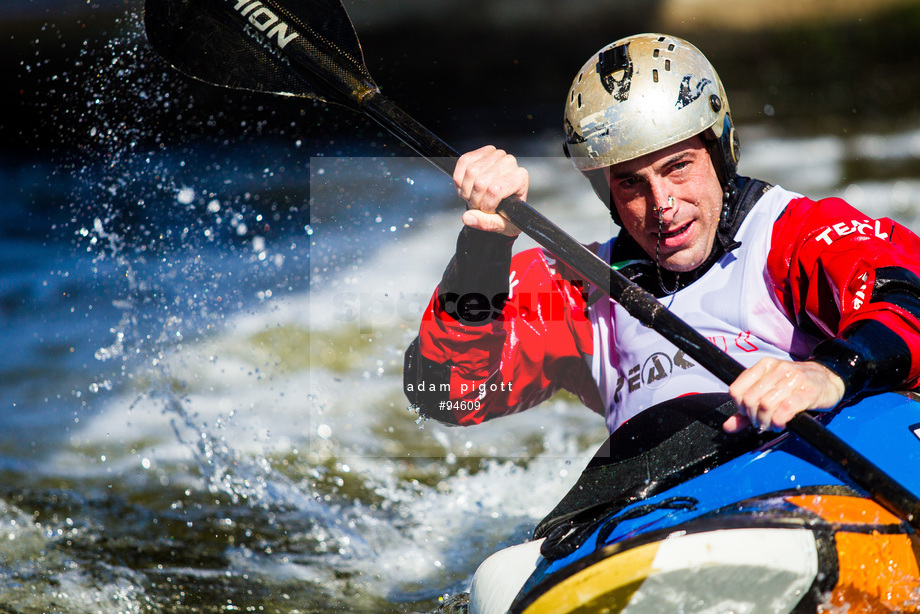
[{"x1": 403, "y1": 32, "x2": 920, "y2": 436}]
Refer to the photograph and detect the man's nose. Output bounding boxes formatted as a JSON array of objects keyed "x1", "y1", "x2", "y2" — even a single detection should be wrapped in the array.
[{"x1": 650, "y1": 183, "x2": 675, "y2": 221}]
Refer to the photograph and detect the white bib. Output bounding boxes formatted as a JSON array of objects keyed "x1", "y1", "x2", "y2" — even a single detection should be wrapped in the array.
[{"x1": 590, "y1": 186, "x2": 822, "y2": 432}]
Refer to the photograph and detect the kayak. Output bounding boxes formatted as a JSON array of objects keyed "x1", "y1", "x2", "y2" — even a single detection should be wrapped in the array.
[{"x1": 468, "y1": 392, "x2": 920, "y2": 614}]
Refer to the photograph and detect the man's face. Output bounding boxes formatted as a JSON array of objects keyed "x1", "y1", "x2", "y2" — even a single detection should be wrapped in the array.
[{"x1": 606, "y1": 136, "x2": 724, "y2": 273}]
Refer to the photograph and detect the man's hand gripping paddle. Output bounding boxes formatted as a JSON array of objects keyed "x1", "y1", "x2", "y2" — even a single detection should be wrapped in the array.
[{"x1": 143, "y1": 0, "x2": 920, "y2": 530}]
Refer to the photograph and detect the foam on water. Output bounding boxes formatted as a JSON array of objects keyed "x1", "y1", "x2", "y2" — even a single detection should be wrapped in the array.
[
  {"x1": 43, "y1": 155, "x2": 610, "y2": 605},
  {"x1": 11, "y1": 143, "x2": 609, "y2": 609}
]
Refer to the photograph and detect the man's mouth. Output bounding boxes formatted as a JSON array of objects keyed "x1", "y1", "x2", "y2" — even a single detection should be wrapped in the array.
[{"x1": 659, "y1": 222, "x2": 692, "y2": 240}]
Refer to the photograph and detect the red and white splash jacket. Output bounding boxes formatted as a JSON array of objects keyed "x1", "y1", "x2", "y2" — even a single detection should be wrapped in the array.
[{"x1": 404, "y1": 183, "x2": 920, "y2": 432}]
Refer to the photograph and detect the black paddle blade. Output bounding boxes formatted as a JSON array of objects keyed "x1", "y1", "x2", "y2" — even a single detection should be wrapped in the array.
[{"x1": 143, "y1": 0, "x2": 378, "y2": 108}]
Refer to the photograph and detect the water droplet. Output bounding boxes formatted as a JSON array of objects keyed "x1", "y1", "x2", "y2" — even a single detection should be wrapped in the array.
[{"x1": 177, "y1": 186, "x2": 195, "y2": 204}]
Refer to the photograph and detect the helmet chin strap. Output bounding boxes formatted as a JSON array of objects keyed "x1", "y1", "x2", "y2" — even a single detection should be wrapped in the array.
[{"x1": 655, "y1": 196, "x2": 680, "y2": 295}]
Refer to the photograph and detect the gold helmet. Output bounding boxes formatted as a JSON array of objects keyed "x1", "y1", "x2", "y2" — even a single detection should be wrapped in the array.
[{"x1": 564, "y1": 33, "x2": 740, "y2": 189}]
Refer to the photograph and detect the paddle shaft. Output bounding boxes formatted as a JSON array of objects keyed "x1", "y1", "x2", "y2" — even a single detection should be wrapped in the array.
[{"x1": 363, "y1": 92, "x2": 920, "y2": 530}]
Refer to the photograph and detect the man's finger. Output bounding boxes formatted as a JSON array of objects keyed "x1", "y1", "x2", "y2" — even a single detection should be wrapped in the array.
[{"x1": 722, "y1": 413, "x2": 752, "y2": 433}]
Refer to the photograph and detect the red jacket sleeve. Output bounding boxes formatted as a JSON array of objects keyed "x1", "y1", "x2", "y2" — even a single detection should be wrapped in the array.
[
  {"x1": 767, "y1": 196, "x2": 920, "y2": 395},
  {"x1": 409, "y1": 248, "x2": 601, "y2": 425}
]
